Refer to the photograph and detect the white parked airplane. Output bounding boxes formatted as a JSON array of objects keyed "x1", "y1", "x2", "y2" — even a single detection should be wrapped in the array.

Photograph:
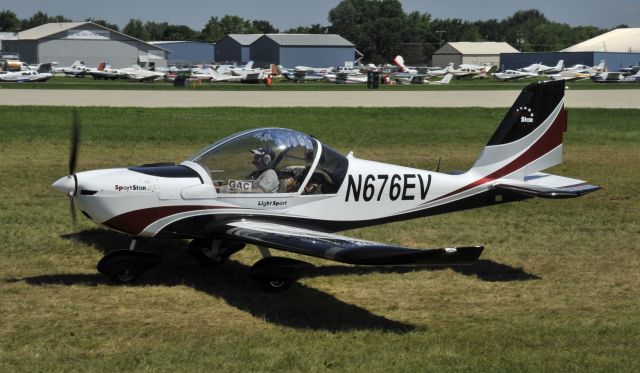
[
  {"x1": 0, "y1": 64, "x2": 53, "y2": 82},
  {"x1": 125, "y1": 65, "x2": 164, "y2": 82},
  {"x1": 54, "y1": 60, "x2": 90, "y2": 77},
  {"x1": 565, "y1": 60, "x2": 605, "y2": 75},
  {"x1": 519, "y1": 60, "x2": 564, "y2": 75},
  {"x1": 493, "y1": 70, "x2": 538, "y2": 81},
  {"x1": 426, "y1": 73, "x2": 453, "y2": 85},
  {"x1": 52, "y1": 80, "x2": 600, "y2": 290},
  {"x1": 549, "y1": 70, "x2": 591, "y2": 82}
]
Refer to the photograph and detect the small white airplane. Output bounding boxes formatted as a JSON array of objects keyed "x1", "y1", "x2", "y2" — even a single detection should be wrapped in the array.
[
  {"x1": 55, "y1": 60, "x2": 91, "y2": 77},
  {"x1": 519, "y1": 60, "x2": 564, "y2": 75},
  {"x1": 324, "y1": 72, "x2": 367, "y2": 84},
  {"x1": 549, "y1": 70, "x2": 591, "y2": 82},
  {"x1": 426, "y1": 73, "x2": 453, "y2": 85},
  {"x1": 0, "y1": 63, "x2": 53, "y2": 82},
  {"x1": 565, "y1": 60, "x2": 605, "y2": 75},
  {"x1": 623, "y1": 70, "x2": 640, "y2": 82},
  {"x1": 493, "y1": 70, "x2": 538, "y2": 81},
  {"x1": 52, "y1": 81, "x2": 600, "y2": 290},
  {"x1": 125, "y1": 65, "x2": 164, "y2": 82},
  {"x1": 392, "y1": 55, "x2": 453, "y2": 84}
]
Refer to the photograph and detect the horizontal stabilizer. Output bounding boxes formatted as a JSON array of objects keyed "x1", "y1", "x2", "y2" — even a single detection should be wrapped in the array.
[
  {"x1": 493, "y1": 172, "x2": 601, "y2": 199},
  {"x1": 222, "y1": 221, "x2": 483, "y2": 266}
]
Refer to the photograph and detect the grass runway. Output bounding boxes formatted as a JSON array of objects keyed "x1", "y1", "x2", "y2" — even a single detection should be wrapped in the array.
[{"x1": 0, "y1": 106, "x2": 639, "y2": 371}]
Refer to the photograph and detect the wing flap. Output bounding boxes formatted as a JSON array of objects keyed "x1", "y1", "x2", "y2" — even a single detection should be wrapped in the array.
[
  {"x1": 493, "y1": 172, "x2": 601, "y2": 199},
  {"x1": 222, "y1": 221, "x2": 483, "y2": 266}
]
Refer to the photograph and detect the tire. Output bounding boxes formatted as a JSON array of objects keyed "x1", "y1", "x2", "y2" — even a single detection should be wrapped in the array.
[{"x1": 259, "y1": 279, "x2": 291, "y2": 292}]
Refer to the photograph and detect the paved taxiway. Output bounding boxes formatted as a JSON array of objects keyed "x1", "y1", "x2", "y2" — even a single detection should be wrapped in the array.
[{"x1": 0, "y1": 89, "x2": 638, "y2": 108}]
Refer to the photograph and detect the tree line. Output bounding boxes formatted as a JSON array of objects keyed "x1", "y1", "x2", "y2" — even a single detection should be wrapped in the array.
[{"x1": 0, "y1": 1, "x2": 626, "y2": 64}]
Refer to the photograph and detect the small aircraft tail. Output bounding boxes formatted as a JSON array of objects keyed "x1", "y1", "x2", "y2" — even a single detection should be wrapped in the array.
[
  {"x1": 471, "y1": 80, "x2": 567, "y2": 179},
  {"x1": 468, "y1": 80, "x2": 600, "y2": 197},
  {"x1": 595, "y1": 60, "x2": 605, "y2": 72},
  {"x1": 556, "y1": 60, "x2": 564, "y2": 70},
  {"x1": 393, "y1": 55, "x2": 408, "y2": 72}
]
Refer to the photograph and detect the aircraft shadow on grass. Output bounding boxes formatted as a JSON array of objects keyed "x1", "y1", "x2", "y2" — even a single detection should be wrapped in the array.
[{"x1": 12, "y1": 229, "x2": 540, "y2": 333}]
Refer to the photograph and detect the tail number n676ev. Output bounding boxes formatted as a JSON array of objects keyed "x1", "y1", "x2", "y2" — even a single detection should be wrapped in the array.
[{"x1": 346, "y1": 174, "x2": 432, "y2": 202}]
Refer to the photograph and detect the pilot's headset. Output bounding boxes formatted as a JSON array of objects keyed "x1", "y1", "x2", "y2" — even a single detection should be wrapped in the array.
[{"x1": 251, "y1": 147, "x2": 273, "y2": 169}]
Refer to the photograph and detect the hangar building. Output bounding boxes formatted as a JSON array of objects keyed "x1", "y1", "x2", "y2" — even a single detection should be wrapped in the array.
[
  {"x1": 250, "y1": 34, "x2": 355, "y2": 68},
  {"x1": 149, "y1": 41, "x2": 214, "y2": 66},
  {"x1": 2, "y1": 22, "x2": 168, "y2": 69},
  {"x1": 499, "y1": 28, "x2": 640, "y2": 71},
  {"x1": 214, "y1": 34, "x2": 261, "y2": 64},
  {"x1": 431, "y1": 42, "x2": 518, "y2": 67}
]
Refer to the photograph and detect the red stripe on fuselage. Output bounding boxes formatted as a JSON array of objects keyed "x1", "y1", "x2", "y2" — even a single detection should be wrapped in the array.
[
  {"x1": 430, "y1": 106, "x2": 567, "y2": 203},
  {"x1": 103, "y1": 205, "x2": 227, "y2": 235}
]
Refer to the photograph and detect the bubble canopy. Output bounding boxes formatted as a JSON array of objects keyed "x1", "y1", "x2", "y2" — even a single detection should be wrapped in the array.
[{"x1": 189, "y1": 128, "x2": 348, "y2": 195}]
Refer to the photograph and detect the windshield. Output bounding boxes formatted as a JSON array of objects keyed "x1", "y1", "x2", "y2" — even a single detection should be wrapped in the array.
[{"x1": 189, "y1": 128, "x2": 318, "y2": 194}]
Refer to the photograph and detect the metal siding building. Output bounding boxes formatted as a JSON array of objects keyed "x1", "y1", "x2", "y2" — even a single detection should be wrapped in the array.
[
  {"x1": 148, "y1": 41, "x2": 214, "y2": 66},
  {"x1": 2, "y1": 22, "x2": 168, "y2": 68},
  {"x1": 251, "y1": 34, "x2": 355, "y2": 68},
  {"x1": 499, "y1": 51, "x2": 640, "y2": 71},
  {"x1": 432, "y1": 42, "x2": 519, "y2": 67},
  {"x1": 500, "y1": 28, "x2": 640, "y2": 71},
  {"x1": 215, "y1": 34, "x2": 261, "y2": 63}
]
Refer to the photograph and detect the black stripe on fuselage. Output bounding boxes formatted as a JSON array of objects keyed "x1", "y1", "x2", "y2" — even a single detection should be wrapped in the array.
[{"x1": 157, "y1": 189, "x2": 530, "y2": 239}]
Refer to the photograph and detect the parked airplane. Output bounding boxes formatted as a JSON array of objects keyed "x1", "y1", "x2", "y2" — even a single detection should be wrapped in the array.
[
  {"x1": 0, "y1": 63, "x2": 53, "y2": 82},
  {"x1": 125, "y1": 65, "x2": 164, "y2": 82},
  {"x1": 52, "y1": 80, "x2": 599, "y2": 291},
  {"x1": 426, "y1": 73, "x2": 453, "y2": 85},
  {"x1": 623, "y1": 70, "x2": 640, "y2": 82},
  {"x1": 565, "y1": 60, "x2": 605, "y2": 75},
  {"x1": 55, "y1": 60, "x2": 90, "y2": 77},
  {"x1": 549, "y1": 70, "x2": 591, "y2": 82},
  {"x1": 325, "y1": 72, "x2": 367, "y2": 84},
  {"x1": 519, "y1": 60, "x2": 564, "y2": 75},
  {"x1": 493, "y1": 70, "x2": 538, "y2": 81}
]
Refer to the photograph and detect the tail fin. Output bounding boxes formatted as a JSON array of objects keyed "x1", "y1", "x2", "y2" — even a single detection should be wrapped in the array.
[
  {"x1": 470, "y1": 80, "x2": 567, "y2": 180},
  {"x1": 393, "y1": 55, "x2": 408, "y2": 72},
  {"x1": 555, "y1": 60, "x2": 564, "y2": 71}
]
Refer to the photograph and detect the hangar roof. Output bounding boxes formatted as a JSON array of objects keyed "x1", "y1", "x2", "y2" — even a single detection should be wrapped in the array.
[
  {"x1": 16, "y1": 22, "x2": 168, "y2": 51},
  {"x1": 436, "y1": 42, "x2": 518, "y2": 55},
  {"x1": 17, "y1": 22, "x2": 87, "y2": 40},
  {"x1": 224, "y1": 34, "x2": 263, "y2": 46},
  {"x1": 262, "y1": 34, "x2": 353, "y2": 47},
  {"x1": 562, "y1": 28, "x2": 640, "y2": 52}
]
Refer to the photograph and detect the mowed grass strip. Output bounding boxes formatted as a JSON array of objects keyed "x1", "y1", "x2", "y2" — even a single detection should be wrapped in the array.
[{"x1": 0, "y1": 106, "x2": 638, "y2": 371}]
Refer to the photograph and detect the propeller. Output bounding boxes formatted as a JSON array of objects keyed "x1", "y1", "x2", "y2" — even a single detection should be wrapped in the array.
[{"x1": 68, "y1": 110, "x2": 81, "y2": 224}]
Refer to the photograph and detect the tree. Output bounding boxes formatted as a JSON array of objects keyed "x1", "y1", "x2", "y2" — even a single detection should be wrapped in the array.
[
  {"x1": 285, "y1": 24, "x2": 327, "y2": 34},
  {"x1": 252, "y1": 20, "x2": 278, "y2": 34},
  {"x1": 0, "y1": 9, "x2": 20, "y2": 32},
  {"x1": 329, "y1": 0, "x2": 408, "y2": 63},
  {"x1": 20, "y1": 11, "x2": 70, "y2": 30},
  {"x1": 200, "y1": 15, "x2": 257, "y2": 42},
  {"x1": 123, "y1": 18, "x2": 150, "y2": 40}
]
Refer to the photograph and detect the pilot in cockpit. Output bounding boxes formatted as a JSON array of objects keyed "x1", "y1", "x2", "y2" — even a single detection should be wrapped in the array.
[{"x1": 249, "y1": 147, "x2": 279, "y2": 193}]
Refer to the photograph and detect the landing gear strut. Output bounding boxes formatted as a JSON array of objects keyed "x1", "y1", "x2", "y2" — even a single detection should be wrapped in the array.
[
  {"x1": 186, "y1": 238, "x2": 245, "y2": 267},
  {"x1": 97, "y1": 239, "x2": 161, "y2": 283}
]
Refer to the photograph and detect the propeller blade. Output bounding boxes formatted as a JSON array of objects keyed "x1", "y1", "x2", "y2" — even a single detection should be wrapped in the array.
[{"x1": 69, "y1": 110, "x2": 81, "y2": 175}]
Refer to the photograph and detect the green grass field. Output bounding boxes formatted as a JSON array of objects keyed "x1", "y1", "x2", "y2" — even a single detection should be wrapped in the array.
[
  {"x1": 2, "y1": 75, "x2": 640, "y2": 91},
  {"x1": 1, "y1": 106, "x2": 639, "y2": 371}
]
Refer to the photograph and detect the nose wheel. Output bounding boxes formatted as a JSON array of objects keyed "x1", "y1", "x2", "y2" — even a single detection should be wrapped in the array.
[{"x1": 97, "y1": 246, "x2": 162, "y2": 284}]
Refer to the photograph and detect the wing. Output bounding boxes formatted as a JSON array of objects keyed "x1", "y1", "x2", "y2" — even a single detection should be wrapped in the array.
[
  {"x1": 493, "y1": 172, "x2": 601, "y2": 199},
  {"x1": 217, "y1": 220, "x2": 483, "y2": 266}
]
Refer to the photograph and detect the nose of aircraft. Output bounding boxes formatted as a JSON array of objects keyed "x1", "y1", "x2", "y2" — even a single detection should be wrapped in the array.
[{"x1": 52, "y1": 175, "x2": 76, "y2": 196}]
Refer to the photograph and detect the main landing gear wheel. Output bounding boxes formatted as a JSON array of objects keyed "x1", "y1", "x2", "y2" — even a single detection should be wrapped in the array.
[
  {"x1": 97, "y1": 250, "x2": 162, "y2": 284},
  {"x1": 250, "y1": 257, "x2": 314, "y2": 292},
  {"x1": 187, "y1": 239, "x2": 245, "y2": 267}
]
